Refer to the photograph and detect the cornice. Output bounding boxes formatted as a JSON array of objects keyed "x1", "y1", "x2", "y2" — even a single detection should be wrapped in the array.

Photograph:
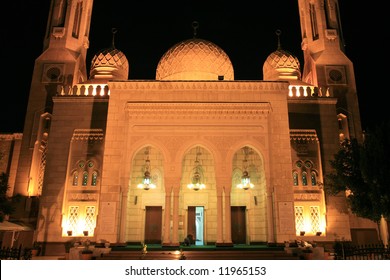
[{"x1": 109, "y1": 80, "x2": 289, "y2": 92}]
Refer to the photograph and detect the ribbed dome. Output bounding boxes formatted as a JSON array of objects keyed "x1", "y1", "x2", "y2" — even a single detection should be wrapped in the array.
[
  {"x1": 156, "y1": 38, "x2": 234, "y2": 81},
  {"x1": 263, "y1": 48, "x2": 301, "y2": 81},
  {"x1": 90, "y1": 47, "x2": 129, "y2": 81}
]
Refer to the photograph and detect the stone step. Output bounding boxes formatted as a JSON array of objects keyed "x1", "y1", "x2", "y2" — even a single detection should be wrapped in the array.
[{"x1": 96, "y1": 249, "x2": 299, "y2": 260}]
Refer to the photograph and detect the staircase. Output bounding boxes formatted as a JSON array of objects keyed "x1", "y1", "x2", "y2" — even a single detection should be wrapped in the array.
[{"x1": 95, "y1": 248, "x2": 300, "y2": 260}]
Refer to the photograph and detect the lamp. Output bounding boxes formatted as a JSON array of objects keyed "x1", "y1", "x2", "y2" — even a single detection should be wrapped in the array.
[
  {"x1": 187, "y1": 147, "x2": 206, "y2": 191},
  {"x1": 137, "y1": 147, "x2": 156, "y2": 190},
  {"x1": 237, "y1": 146, "x2": 254, "y2": 190}
]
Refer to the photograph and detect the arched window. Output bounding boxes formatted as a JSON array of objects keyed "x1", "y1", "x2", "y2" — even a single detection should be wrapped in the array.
[
  {"x1": 302, "y1": 172, "x2": 308, "y2": 186},
  {"x1": 311, "y1": 171, "x2": 317, "y2": 186},
  {"x1": 293, "y1": 171, "x2": 299, "y2": 186},
  {"x1": 91, "y1": 171, "x2": 98, "y2": 186},
  {"x1": 82, "y1": 172, "x2": 88, "y2": 186},
  {"x1": 72, "y1": 171, "x2": 78, "y2": 186}
]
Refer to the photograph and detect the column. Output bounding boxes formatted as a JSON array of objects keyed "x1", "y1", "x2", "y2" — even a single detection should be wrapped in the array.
[
  {"x1": 266, "y1": 189, "x2": 276, "y2": 243},
  {"x1": 215, "y1": 188, "x2": 224, "y2": 245},
  {"x1": 162, "y1": 189, "x2": 172, "y2": 246},
  {"x1": 223, "y1": 186, "x2": 233, "y2": 246},
  {"x1": 171, "y1": 188, "x2": 180, "y2": 246},
  {"x1": 118, "y1": 184, "x2": 129, "y2": 243}
]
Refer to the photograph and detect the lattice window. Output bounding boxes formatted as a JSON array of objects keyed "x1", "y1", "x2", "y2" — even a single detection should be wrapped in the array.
[
  {"x1": 37, "y1": 144, "x2": 47, "y2": 196},
  {"x1": 294, "y1": 206, "x2": 304, "y2": 234},
  {"x1": 310, "y1": 206, "x2": 320, "y2": 233},
  {"x1": 84, "y1": 206, "x2": 96, "y2": 235},
  {"x1": 68, "y1": 206, "x2": 79, "y2": 231}
]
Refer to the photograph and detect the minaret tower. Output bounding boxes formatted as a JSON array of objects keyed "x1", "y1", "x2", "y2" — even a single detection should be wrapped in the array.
[
  {"x1": 298, "y1": 0, "x2": 362, "y2": 140},
  {"x1": 14, "y1": 0, "x2": 94, "y2": 199}
]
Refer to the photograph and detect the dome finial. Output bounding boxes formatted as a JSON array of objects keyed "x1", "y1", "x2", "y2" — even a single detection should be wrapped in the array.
[
  {"x1": 276, "y1": 29, "x2": 282, "y2": 50},
  {"x1": 192, "y1": 21, "x2": 199, "y2": 38},
  {"x1": 111, "y1": 28, "x2": 118, "y2": 48}
]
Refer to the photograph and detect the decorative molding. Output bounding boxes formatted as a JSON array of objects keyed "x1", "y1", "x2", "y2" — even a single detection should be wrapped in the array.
[
  {"x1": 68, "y1": 193, "x2": 98, "y2": 201},
  {"x1": 126, "y1": 102, "x2": 271, "y2": 122},
  {"x1": 110, "y1": 81, "x2": 289, "y2": 91},
  {"x1": 52, "y1": 27, "x2": 65, "y2": 39},
  {"x1": 71, "y1": 129, "x2": 104, "y2": 142},
  {"x1": 290, "y1": 129, "x2": 318, "y2": 142},
  {"x1": 325, "y1": 29, "x2": 338, "y2": 41},
  {"x1": 204, "y1": 136, "x2": 243, "y2": 151},
  {"x1": 294, "y1": 192, "x2": 321, "y2": 201},
  {"x1": 0, "y1": 133, "x2": 23, "y2": 140}
]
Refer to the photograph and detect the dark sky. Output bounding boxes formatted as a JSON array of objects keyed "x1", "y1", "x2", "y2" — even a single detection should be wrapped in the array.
[{"x1": 1, "y1": 1, "x2": 387, "y2": 133}]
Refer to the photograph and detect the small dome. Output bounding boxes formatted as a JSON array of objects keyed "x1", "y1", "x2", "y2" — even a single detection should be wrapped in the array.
[
  {"x1": 156, "y1": 38, "x2": 234, "y2": 81},
  {"x1": 89, "y1": 47, "x2": 129, "y2": 81},
  {"x1": 263, "y1": 30, "x2": 301, "y2": 81},
  {"x1": 263, "y1": 48, "x2": 301, "y2": 80}
]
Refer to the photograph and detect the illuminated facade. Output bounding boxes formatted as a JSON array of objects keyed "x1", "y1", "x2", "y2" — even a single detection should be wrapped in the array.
[{"x1": 1, "y1": 0, "x2": 380, "y2": 250}]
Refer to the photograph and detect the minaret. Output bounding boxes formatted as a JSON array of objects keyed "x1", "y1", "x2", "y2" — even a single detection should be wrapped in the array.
[
  {"x1": 298, "y1": 0, "x2": 362, "y2": 139},
  {"x1": 14, "y1": 0, "x2": 94, "y2": 197}
]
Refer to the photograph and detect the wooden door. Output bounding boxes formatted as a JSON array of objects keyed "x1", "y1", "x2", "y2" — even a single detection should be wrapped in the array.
[
  {"x1": 144, "y1": 206, "x2": 162, "y2": 244},
  {"x1": 187, "y1": 206, "x2": 196, "y2": 242},
  {"x1": 231, "y1": 206, "x2": 246, "y2": 244}
]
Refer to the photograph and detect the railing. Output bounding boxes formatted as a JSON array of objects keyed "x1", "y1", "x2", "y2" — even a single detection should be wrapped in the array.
[
  {"x1": 334, "y1": 242, "x2": 390, "y2": 260},
  {"x1": 288, "y1": 85, "x2": 331, "y2": 98},
  {"x1": 57, "y1": 83, "x2": 331, "y2": 99},
  {"x1": 0, "y1": 245, "x2": 32, "y2": 260},
  {"x1": 58, "y1": 84, "x2": 110, "y2": 96}
]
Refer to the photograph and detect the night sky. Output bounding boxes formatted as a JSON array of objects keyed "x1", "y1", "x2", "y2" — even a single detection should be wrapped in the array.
[{"x1": 1, "y1": 1, "x2": 387, "y2": 133}]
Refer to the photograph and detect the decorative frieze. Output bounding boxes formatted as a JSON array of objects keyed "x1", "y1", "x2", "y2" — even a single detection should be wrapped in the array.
[
  {"x1": 68, "y1": 193, "x2": 98, "y2": 201},
  {"x1": 294, "y1": 190, "x2": 322, "y2": 201},
  {"x1": 126, "y1": 102, "x2": 271, "y2": 122}
]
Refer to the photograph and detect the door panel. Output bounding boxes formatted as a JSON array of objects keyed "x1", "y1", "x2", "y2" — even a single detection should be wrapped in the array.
[
  {"x1": 231, "y1": 206, "x2": 246, "y2": 244},
  {"x1": 144, "y1": 206, "x2": 162, "y2": 244},
  {"x1": 187, "y1": 206, "x2": 196, "y2": 242}
]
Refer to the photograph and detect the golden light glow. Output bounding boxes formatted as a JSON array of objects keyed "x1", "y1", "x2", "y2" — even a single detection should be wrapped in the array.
[
  {"x1": 138, "y1": 147, "x2": 156, "y2": 190},
  {"x1": 187, "y1": 147, "x2": 206, "y2": 191},
  {"x1": 295, "y1": 212, "x2": 327, "y2": 236},
  {"x1": 62, "y1": 214, "x2": 95, "y2": 237}
]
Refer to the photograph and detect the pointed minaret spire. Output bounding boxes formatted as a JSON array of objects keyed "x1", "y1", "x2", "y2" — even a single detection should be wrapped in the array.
[
  {"x1": 192, "y1": 21, "x2": 199, "y2": 38},
  {"x1": 276, "y1": 29, "x2": 282, "y2": 50},
  {"x1": 111, "y1": 28, "x2": 118, "y2": 48}
]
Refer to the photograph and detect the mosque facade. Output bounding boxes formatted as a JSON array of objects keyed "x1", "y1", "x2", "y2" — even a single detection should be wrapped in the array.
[{"x1": 1, "y1": 0, "x2": 380, "y2": 250}]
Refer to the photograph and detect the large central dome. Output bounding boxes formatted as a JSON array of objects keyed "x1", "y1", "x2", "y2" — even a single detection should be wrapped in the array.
[{"x1": 156, "y1": 38, "x2": 234, "y2": 81}]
